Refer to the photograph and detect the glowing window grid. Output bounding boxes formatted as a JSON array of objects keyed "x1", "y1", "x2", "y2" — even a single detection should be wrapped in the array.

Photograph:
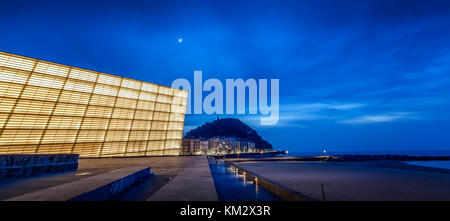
[{"x1": 0, "y1": 51, "x2": 187, "y2": 157}]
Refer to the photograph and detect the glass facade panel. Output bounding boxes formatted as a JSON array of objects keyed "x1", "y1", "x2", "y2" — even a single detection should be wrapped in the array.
[
  {"x1": 28, "y1": 73, "x2": 65, "y2": 89},
  {"x1": 0, "y1": 82, "x2": 23, "y2": 98},
  {"x1": 0, "y1": 54, "x2": 35, "y2": 71},
  {"x1": 0, "y1": 52, "x2": 187, "y2": 157},
  {"x1": 6, "y1": 114, "x2": 49, "y2": 129},
  {"x1": 0, "y1": 97, "x2": 16, "y2": 112},
  {"x1": 64, "y1": 79, "x2": 95, "y2": 93},
  {"x1": 0, "y1": 68, "x2": 30, "y2": 84},
  {"x1": 34, "y1": 62, "x2": 69, "y2": 78},
  {"x1": 59, "y1": 91, "x2": 91, "y2": 104}
]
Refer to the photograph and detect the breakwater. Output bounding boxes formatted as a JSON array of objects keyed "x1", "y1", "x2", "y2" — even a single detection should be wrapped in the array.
[{"x1": 212, "y1": 151, "x2": 287, "y2": 159}]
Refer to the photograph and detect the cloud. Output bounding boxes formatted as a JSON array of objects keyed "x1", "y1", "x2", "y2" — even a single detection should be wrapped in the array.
[
  {"x1": 263, "y1": 102, "x2": 366, "y2": 127},
  {"x1": 182, "y1": 125, "x2": 199, "y2": 133},
  {"x1": 339, "y1": 112, "x2": 418, "y2": 124},
  {"x1": 283, "y1": 102, "x2": 365, "y2": 112},
  {"x1": 278, "y1": 102, "x2": 420, "y2": 126}
]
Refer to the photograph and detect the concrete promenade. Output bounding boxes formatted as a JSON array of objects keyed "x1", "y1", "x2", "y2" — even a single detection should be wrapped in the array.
[
  {"x1": 148, "y1": 156, "x2": 218, "y2": 201},
  {"x1": 0, "y1": 156, "x2": 195, "y2": 200},
  {"x1": 233, "y1": 160, "x2": 450, "y2": 201},
  {"x1": 5, "y1": 167, "x2": 149, "y2": 201}
]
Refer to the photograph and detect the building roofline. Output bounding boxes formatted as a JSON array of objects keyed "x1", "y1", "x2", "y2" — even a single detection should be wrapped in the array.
[{"x1": 0, "y1": 51, "x2": 185, "y2": 92}]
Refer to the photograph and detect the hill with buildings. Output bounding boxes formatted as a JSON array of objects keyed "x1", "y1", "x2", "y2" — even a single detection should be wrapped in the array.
[{"x1": 185, "y1": 118, "x2": 273, "y2": 150}]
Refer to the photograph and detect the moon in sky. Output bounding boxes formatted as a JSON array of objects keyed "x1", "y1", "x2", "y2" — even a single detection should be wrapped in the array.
[{"x1": 178, "y1": 38, "x2": 183, "y2": 43}]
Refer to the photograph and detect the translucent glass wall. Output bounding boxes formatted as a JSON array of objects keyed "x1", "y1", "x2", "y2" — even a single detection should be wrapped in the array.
[{"x1": 0, "y1": 52, "x2": 187, "y2": 157}]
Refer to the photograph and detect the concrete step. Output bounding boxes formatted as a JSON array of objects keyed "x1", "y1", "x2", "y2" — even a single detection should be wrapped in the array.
[
  {"x1": 147, "y1": 156, "x2": 218, "y2": 201},
  {"x1": 4, "y1": 166, "x2": 150, "y2": 201}
]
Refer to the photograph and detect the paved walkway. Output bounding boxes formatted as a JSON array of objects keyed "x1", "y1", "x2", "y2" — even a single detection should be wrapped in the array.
[
  {"x1": 235, "y1": 161, "x2": 450, "y2": 201},
  {"x1": 148, "y1": 156, "x2": 218, "y2": 201}
]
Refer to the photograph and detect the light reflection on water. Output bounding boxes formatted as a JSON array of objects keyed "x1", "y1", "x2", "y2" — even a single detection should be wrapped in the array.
[{"x1": 208, "y1": 159, "x2": 280, "y2": 201}]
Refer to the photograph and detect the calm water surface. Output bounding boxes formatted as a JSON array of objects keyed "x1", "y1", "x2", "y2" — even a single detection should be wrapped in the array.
[{"x1": 208, "y1": 159, "x2": 280, "y2": 201}]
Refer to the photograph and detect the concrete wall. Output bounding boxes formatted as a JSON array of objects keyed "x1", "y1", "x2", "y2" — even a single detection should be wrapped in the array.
[{"x1": 0, "y1": 154, "x2": 79, "y2": 180}]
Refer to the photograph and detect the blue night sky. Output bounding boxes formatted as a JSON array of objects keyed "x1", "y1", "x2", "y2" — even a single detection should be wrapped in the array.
[{"x1": 1, "y1": 0, "x2": 450, "y2": 153}]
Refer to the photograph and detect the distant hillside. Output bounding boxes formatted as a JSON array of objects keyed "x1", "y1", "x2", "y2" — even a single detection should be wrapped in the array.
[{"x1": 185, "y1": 118, "x2": 273, "y2": 150}]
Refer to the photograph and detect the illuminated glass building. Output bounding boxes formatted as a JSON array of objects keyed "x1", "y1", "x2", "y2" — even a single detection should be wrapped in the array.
[{"x1": 0, "y1": 51, "x2": 187, "y2": 157}]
